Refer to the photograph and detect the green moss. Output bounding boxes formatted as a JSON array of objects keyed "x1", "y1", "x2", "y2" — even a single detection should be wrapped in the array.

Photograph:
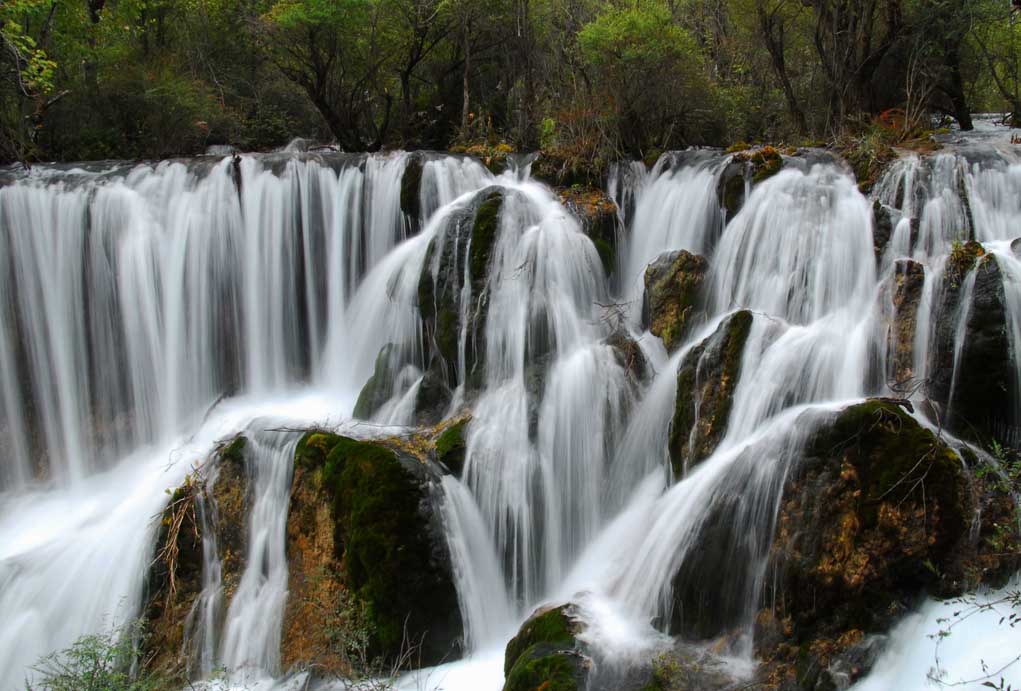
[
  {"x1": 293, "y1": 433, "x2": 443, "y2": 657},
  {"x1": 668, "y1": 310, "x2": 752, "y2": 475},
  {"x1": 750, "y1": 147, "x2": 783, "y2": 183},
  {"x1": 504, "y1": 644, "x2": 580, "y2": 691},
  {"x1": 470, "y1": 194, "x2": 502, "y2": 284},
  {"x1": 945, "y1": 240, "x2": 985, "y2": 288},
  {"x1": 219, "y1": 435, "x2": 246, "y2": 465},
  {"x1": 435, "y1": 419, "x2": 468, "y2": 475},
  {"x1": 353, "y1": 344, "x2": 395, "y2": 419},
  {"x1": 808, "y1": 401, "x2": 965, "y2": 529},
  {"x1": 504, "y1": 606, "x2": 576, "y2": 677},
  {"x1": 591, "y1": 236, "x2": 615, "y2": 275}
]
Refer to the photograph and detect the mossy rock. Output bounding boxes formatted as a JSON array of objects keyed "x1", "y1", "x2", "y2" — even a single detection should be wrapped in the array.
[
  {"x1": 754, "y1": 400, "x2": 973, "y2": 686},
  {"x1": 434, "y1": 418, "x2": 469, "y2": 476},
  {"x1": 643, "y1": 250, "x2": 709, "y2": 353},
  {"x1": 719, "y1": 162, "x2": 747, "y2": 220},
  {"x1": 558, "y1": 186, "x2": 619, "y2": 277},
  {"x1": 353, "y1": 344, "x2": 397, "y2": 420},
  {"x1": 928, "y1": 246, "x2": 1014, "y2": 441},
  {"x1": 417, "y1": 188, "x2": 503, "y2": 389},
  {"x1": 668, "y1": 310, "x2": 753, "y2": 476},
  {"x1": 732, "y1": 145, "x2": 784, "y2": 185},
  {"x1": 888, "y1": 260, "x2": 925, "y2": 387},
  {"x1": 292, "y1": 433, "x2": 461, "y2": 665},
  {"x1": 606, "y1": 329, "x2": 648, "y2": 384},
  {"x1": 504, "y1": 643, "x2": 585, "y2": 691},
  {"x1": 504, "y1": 605, "x2": 579, "y2": 677},
  {"x1": 503, "y1": 605, "x2": 588, "y2": 691},
  {"x1": 142, "y1": 436, "x2": 250, "y2": 681},
  {"x1": 769, "y1": 400, "x2": 970, "y2": 637}
]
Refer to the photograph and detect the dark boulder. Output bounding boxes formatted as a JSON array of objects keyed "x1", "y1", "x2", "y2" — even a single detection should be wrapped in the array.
[
  {"x1": 418, "y1": 188, "x2": 503, "y2": 391},
  {"x1": 401, "y1": 153, "x2": 424, "y2": 234},
  {"x1": 643, "y1": 250, "x2": 710, "y2": 353},
  {"x1": 558, "y1": 186, "x2": 620, "y2": 277},
  {"x1": 755, "y1": 400, "x2": 972, "y2": 688},
  {"x1": 353, "y1": 344, "x2": 398, "y2": 420},
  {"x1": 668, "y1": 310, "x2": 753, "y2": 476},
  {"x1": 928, "y1": 245, "x2": 1014, "y2": 441},
  {"x1": 289, "y1": 432, "x2": 462, "y2": 667},
  {"x1": 503, "y1": 604, "x2": 590, "y2": 691},
  {"x1": 872, "y1": 201, "x2": 895, "y2": 262}
]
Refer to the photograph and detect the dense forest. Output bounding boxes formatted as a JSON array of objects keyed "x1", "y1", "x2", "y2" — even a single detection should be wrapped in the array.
[{"x1": 1, "y1": 0, "x2": 1021, "y2": 165}]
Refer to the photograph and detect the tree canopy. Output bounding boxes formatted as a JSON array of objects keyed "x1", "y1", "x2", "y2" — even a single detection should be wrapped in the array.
[{"x1": 1, "y1": 0, "x2": 1019, "y2": 164}]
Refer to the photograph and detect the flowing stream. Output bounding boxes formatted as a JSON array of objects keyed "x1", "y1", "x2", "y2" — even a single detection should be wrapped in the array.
[{"x1": 1, "y1": 133, "x2": 1021, "y2": 691}]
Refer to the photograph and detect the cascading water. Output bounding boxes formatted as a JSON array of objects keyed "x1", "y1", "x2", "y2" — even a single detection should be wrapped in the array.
[{"x1": 1, "y1": 131, "x2": 1020, "y2": 691}]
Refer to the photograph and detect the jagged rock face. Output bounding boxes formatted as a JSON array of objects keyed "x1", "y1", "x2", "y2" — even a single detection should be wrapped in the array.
[
  {"x1": 643, "y1": 250, "x2": 710, "y2": 353},
  {"x1": 289, "y1": 433, "x2": 461, "y2": 667},
  {"x1": 352, "y1": 344, "x2": 397, "y2": 420},
  {"x1": 718, "y1": 146, "x2": 786, "y2": 220},
  {"x1": 606, "y1": 328, "x2": 648, "y2": 385},
  {"x1": 872, "y1": 201, "x2": 895, "y2": 262},
  {"x1": 559, "y1": 186, "x2": 619, "y2": 277},
  {"x1": 756, "y1": 400, "x2": 972, "y2": 690},
  {"x1": 503, "y1": 604, "x2": 589, "y2": 691},
  {"x1": 668, "y1": 310, "x2": 752, "y2": 476},
  {"x1": 888, "y1": 259, "x2": 925, "y2": 387},
  {"x1": 928, "y1": 245, "x2": 1014, "y2": 441},
  {"x1": 417, "y1": 187, "x2": 503, "y2": 401},
  {"x1": 143, "y1": 437, "x2": 250, "y2": 681},
  {"x1": 401, "y1": 153, "x2": 424, "y2": 233},
  {"x1": 146, "y1": 432, "x2": 461, "y2": 677}
]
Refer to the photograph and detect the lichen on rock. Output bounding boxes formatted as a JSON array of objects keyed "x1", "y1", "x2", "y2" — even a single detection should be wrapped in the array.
[
  {"x1": 668, "y1": 310, "x2": 753, "y2": 476},
  {"x1": 643, "y1": 250, "x2": 710, "y2": 353}
]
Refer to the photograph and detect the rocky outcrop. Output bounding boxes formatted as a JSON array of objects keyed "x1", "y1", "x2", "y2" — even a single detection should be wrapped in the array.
[
  {"x1": 401, "y1": 153, "x2": 424, "y2": 232},
  {"x1": 643, "y1": 250, "x2": 710, "y2": 353},
  {"x1": 606, "y1": 328, "x2": 648, "y2": 385},
  {"x1": 352, "y1": 344, "x2": 398, "y2": 420},
  {"x1": 559, "y1": 186, "x2": 619, "y2": 277},
  {"x1": 719, "y1": 146, "x2": 785, "y2": 219},
  {"x1": 755, "y1": 400, "x2": 972, "y2": 689},
  {"x1": 288, "y1": 433, "x2": 461, "y2": 667},
  {"x1": 145, "y1": 429, "x2": 462, "y2": 678},
  {"x1": 668, "y1": 310, "x2": 753, "y2": 476},
  {"x1": 927, "y1": 243, "x2": 1014, "y2": 442},
  {"x1": 143, "y1": 436, "x2": 250, "y2": 681},
  {"x1": 872, "y1": 201, "x2": 895, "y2": 261},
  {"x1": 888, "y1": 259, "x2": 925, "y2": 387},
  {"x1": 417, "y1": 187, "x2": 504, "y2": 405},
  {"x1": 503, "y1": 604, "x2": 590, "y2": 691}
]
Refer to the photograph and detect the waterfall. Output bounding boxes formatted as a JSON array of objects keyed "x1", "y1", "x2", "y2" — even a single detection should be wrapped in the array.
[{"x1": 1, "y1": 139, "x2": 1020, "y2": 691}]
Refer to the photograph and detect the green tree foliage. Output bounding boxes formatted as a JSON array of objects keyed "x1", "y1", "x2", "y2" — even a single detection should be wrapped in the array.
[{"x1": 1, "y1": 0, "x2": 1020, "y2": 164}]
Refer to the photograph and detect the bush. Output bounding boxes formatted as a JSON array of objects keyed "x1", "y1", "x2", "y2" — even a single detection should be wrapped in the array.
[{"x1": 27, "y1": 622, "x2": 167, "y2": 691}]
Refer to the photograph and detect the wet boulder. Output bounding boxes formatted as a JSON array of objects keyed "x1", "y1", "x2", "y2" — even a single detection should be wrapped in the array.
[
  {"x1": 872, "y1": 201, "x2": 895, "y2": 262},
  {"x1": 353, "y1": 344, "x2": 398, "y2": 420},
  {"x1": 668, "y1": 310, "x2": 753, "y2": 476},
  {"x1": 755, "y1": 400, "x2": 972, "y2": 688},
  {"x1": 887, "y1": 260, "x2": 925, "y2": 387},
  {"x1": 286, "y1": 432, "x2": 461, "y2": 668},
  {"x1": 418, "y1": 187, "x2": 503, "y2": 393},
  {"x1": 928, "y1": 245, "x2": 1014, "y2": 441},
  {"x1": 434, "y1": 417, "x2": 470, "y2": 476},
  {"x1": 718, "y1": 146, "x2": 785, "y2": 221},
  {"x1": 143, "y1": 436, "x2": 250, "y2": 681},
  {"x1": 401, "y1": 153, "x2": 424, "y2": 233},
  {"x1": 1012, "y1": 237, "x2": 1021, "y2": 258},
  {"x1": 558, "y1": 186, "x2": 619, "y2": 277},
  {"x1": 643, "y1": 250, "x2": 710, "y2": 353},
  {"x1": 606, "y1": 328, "x2": 649, "y2": 385},
  {"x1": 503, "y1": 604, "x2": 590, "y2": 691}
]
